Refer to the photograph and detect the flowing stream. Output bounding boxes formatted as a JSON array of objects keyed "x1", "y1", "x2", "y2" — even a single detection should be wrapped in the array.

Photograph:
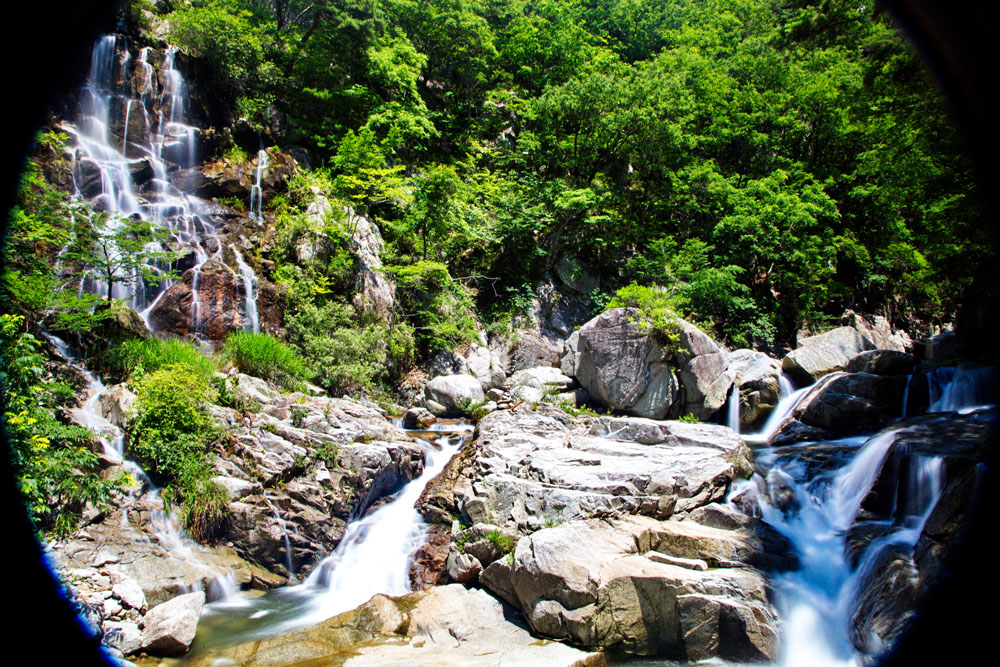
[
  {"x1": 734, "y1": 365, "x2": 996, "y2": 666},
  {"x1": 194, "y1": 422, "x2": 473, "y2": 649}
]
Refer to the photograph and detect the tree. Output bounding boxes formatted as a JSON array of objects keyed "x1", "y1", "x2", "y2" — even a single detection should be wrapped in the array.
[{"x1": 64, "y1": 208, "x2": 179, "y2": 308}]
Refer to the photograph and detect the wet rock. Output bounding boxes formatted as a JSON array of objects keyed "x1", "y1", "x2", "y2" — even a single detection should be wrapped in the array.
[
  {"x1": 183, "y1": 584, "x2": 603, "y2": 666},
  {"x1": 140, "y1": 590, "x2": 204, "y2": 656},
  {"x1": 402, "y1": 406, "x2": 437, "y2": 429},
  {"x1": 782, "y1": 326, "x2": 876, "y2": 384},
  {"x1": 793, "y1": 372, "x2": 907, "y2": 434},
  {"x1": 99, "y1": 384, "x2": 136, "y2": 429},
  {"x1": 147, "y1": 258, "x2": 245, "y2": 339},
  {"x1": 725, "y1": 349, "x2": 783, "y2": 428}
]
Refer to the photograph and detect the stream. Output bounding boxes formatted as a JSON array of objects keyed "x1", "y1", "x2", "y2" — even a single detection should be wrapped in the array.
[{"x1": 192, "y1": 422, "x2": 473, "y2": 651}]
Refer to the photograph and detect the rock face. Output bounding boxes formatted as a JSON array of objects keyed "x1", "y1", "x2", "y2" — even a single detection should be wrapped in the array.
[
  {"x1": 782, "y1": 326, "x2": 876, "y2": 384},
  {"x1": 141, "y1": 591, "x2": 205, "y2": 656},
  {"x1": 420, "y1": 407, "x2": 752, "y2": 532},
  {"x1": 185, "y1": 585, "x2": 604, "y2": 666},
  {"x1": 561, "y1": 308, "x2": 731, "y2": 420},
  {"x1": 148, "y1": 258, "x2": 244, "y2": 339},
  {"x1": 424, "y1": 374, "x2": 486, "y2": 416},
  {"x1": 210, "y1": 373, "x2": 425, "y2": 578},
  {"x1": 482, "y1": 516, "x2": 778, "y2": 660}
]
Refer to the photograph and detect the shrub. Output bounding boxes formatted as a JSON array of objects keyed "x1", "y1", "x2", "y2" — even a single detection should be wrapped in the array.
[
  {"x1": 605, "y1": 283, "x2": 682, "y2": 350},
  {"x1": 127, "y1": 363, "x2": 228, "y2": 540},
  {"x1": 1, "y1": 314, "x2": 127, "y2": 536},
  {"x1": 223, "y1": 331, "x2": 308, "y2": 390},
  {"x1": 103, "y1": 337, "x2": 217, "y2": 383}
]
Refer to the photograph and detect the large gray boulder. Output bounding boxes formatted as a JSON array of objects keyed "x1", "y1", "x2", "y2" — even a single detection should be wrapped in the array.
[
  {"x1": 791, "y1": 372, "x2": 907, "y2": 435},
  {"x1": 140, "y1": 590, "x2": 205, "y2": 656},
  {"x1": 419, "y1": 406, "x2": 752, "y2": 534},
  {"x1": 561, "y1": 308, "x2": 730, "y2": 420},
  {"x1": 424, "y1": 374, "x2": 486, "y2": 416},
  {"x1": 782, "y1": 326, "x2": 876, "y2": 384},
  {"x1": 481, "y1": 516, "x2": 778, "y2": 660}
]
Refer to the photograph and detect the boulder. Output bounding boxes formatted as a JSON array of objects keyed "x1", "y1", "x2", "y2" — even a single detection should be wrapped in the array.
[
  {"x1": 792, "y1": 372, "x2": 908, "y2": 435},
  {"x1": 846, "y1": 350, "x2": 920, "y2": 376},
  {"x1": 103, "y1": 621, "x2": 142, "y2": 656},
  {"x1": 98, "y1": 384, "x2": 136, "y2": 429},
  {"x1": 508, "y1": 366, "x2": 575, "y2": 405},
  {"x1": 402, "y1": 406, "x2": 437, "y2": 429},
  {"x1": 782, "y1": 326, "x2": 876, "y2": 384},
  {"x1": 424, "y1": 374, "x2": 486, "y2": 417},
  {"x1": 842, "y1": 311, "x2": 912, "y2": 353},
  {"x1": 562, "y1": 308, "x2": 730, "y2": 420},
  {"x1": 483, "y1": 516, "x2": 778, "y2": 660},
  {"x1": 140, "y1": 591, "x2": 205, "y2": 656},
  {"x1": 418, "y1": 406, "x2": 752, "y2": 534},
  {"x1": 147, "y1": 258, "x2": 244, "y2": 339},
  {"x1": 348, "y1": 210, "x2": 396, "y2": 318}
]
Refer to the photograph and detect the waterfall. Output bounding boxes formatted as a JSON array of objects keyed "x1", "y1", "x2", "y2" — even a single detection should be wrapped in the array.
[
  {"x1": 66, "y1": 35, "x2": 264, "y2": 341},
  {"x1": 197, "y1": 423, "x2": 472, "y2": 648},
  {"x1": 743, "y1": 374, "x2": 811, "y2": 445},
  {"x1": 740, "y1": 364, "x2": 996, "y2": 665},
  {"x1": 249, "y1": 148, "x2": 267, "y2": 223},
  {"x1": 725, "y1": 385, "x2": 741, "y2": 434},
  {"x1": 231, "y1": 244, "x2": 260, "y2": 333}
]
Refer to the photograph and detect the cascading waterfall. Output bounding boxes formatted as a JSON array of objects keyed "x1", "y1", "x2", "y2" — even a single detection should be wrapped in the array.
[
  {"x1": 737, "y1": 365, "x2": 995, "y2": 666},
  {"x1": 66, "y1": 34, "x2": 264, "y2": 339},
  {"x1": 195, "y1": 423, "x2": 472, "y2": 648},
  {"x1": 725, "y1": 385, "x2": 741, "y2": 433},
  {"x1": 231, "y1": 244, "x2": 260, "y2": 333},
  {"x1": 249, "y1": 147, "x2": 267, "y2": 223},
  {"x1": 743, "y1": 373, "x2": 810, "y2": 445},
  {"x1": 42, "y1": 332, "x2": 231, "y2": 584}
]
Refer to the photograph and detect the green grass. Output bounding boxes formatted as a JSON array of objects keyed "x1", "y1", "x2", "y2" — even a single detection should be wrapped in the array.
[
  {"x1": 223, "y1": 331, "x2": 309, "y2": 390},
  {"x1": 104, "y1": 337, "x2": 217, "y2": 382}
]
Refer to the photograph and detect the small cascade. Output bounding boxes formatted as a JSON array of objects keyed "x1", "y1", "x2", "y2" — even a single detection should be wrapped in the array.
[
  {"x1": 725, "y1": 385, "x2": 741, "y2": 434},
  {"x1": 249, "y1": 148, "x2": 268, "y2": 223},
  {"x1": 743, "y1": 375, "x2": 812, "y2": 445},
  {"x1": 926, "y1": 365, "x2": 996, "y2": 413},
  {"x1": 231, "y1": 244, "x2": 260, "y2": 333},
  {"x1": 740, "y1": 364, "x2": 996, "y2": 665},
  {"x1": 42, "y1": 333, "x2": 236, "y2": 598},
  {"x1": 261, "y1": 493, "x2": 296, "y2": 582},
  {"x1": 196, "y1": 421, "x2": 472, "y2": 648}
]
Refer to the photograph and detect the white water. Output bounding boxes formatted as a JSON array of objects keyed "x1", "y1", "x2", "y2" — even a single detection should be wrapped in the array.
[
  {"x1": 249, "y1": 148, "x2": 268, "y2": 223},
  {"x1": 927, "y1": 364, "x2": 996, "y2": 413},
  {"x1": 743, "y1": 373, "x2": 811, "y2": 445},
  {"x1": 198, "y1": 424, "x2": 470, "y2": 644},
  {"x1": 68, "y1": 35, "x2": 263, "y2": 339},
  {"x1": 725, "y1": 386, "x2": 741, "y2": 434},
  {"x1": 43, "y1": 333, "x2": 236, "y2": 601},
  {"x1": 230, "y1": 244, "x2": 260, "y2": 333},
  {"x1": 743, "y1": 364, "x2": 995, "y2": 666}
]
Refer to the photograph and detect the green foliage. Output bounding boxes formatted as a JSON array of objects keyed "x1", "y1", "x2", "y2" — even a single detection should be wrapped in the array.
[
  {"x1": 223, "y1": 331, "x2": 309, "y2": 390},
  {"x1": 486, "y1": 528, "x2": 516, "y2": 554},
  {"x1": 103, "y1": 337, "x2": 217, "y2": 384},
  {"x1": 605, "y1": 283, "x2": 682, "y2": 347},
  {"x1": 678, "y1": 414, "x2": 700, "y2": 424},
  {"x1": 389, "y1": 261, "x2": 479, "y2": 354},
  {"x1": 1, "y1": 314, "x2": 127, "y2": 536},
  {"x1": 127, "y1": 363, "x2": 228, "y2": 540}
]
